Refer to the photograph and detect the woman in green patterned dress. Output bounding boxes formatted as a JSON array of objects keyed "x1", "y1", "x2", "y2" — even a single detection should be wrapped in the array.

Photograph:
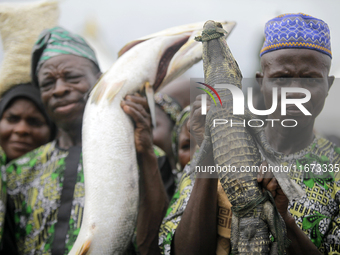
[{"x1": 0, "y1": 83, "x2": 56, "y2": 254}]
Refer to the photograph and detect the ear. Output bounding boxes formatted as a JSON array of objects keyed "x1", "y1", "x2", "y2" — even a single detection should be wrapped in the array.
[
  {"x1": 327, "y1": 75, "x2": 335, "y2": 92},
  {"x1": 324, "y1": 75, "x2": 335, "y2": 98},
  {"x1": 256, "y1": 71, "x2": 264, "y2": 92}
]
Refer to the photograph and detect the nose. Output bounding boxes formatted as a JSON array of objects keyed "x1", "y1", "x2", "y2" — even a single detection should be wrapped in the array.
[
  {"x1": 13, "y1": 120, "x2": 30, "y2": 136},
  {"x1": 285, "y1": 79, "x2": 308, "y2": 99},
  {"x1": 52, "y1": 78, "x2": 70, "y2": 97}
]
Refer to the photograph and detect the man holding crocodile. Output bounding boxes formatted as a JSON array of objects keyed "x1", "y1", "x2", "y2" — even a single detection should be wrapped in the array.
[{"x1": 159, "y1": 13, "x2": 339, "y2": 254}]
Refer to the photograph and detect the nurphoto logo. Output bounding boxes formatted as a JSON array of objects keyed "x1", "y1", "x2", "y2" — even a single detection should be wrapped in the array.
[{"x1": 197, "y1": 82, "x2": 312, "y2": 128}]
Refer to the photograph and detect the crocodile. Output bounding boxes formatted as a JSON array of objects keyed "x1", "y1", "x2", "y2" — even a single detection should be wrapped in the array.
[{"x1": 191, "y1": 20, "x2": 304, "y2": 254}]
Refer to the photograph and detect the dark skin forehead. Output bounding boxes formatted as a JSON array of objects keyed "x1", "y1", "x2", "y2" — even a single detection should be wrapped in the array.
[
  {"x1": 38, "y1": 54, "x2": 99, "y2": 81},
  {"x1": 3, "y1": 98, "x2": 46, "y2": 120},
  {"x1": 260, "y1": 49, "x2": 331, "y2": 77},
  {"x1": 4, "y1": 97, "x2": 44, "y2": 119}
]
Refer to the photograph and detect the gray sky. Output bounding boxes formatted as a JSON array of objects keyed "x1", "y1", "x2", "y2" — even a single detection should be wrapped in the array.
[{"x1": 1, "y1": 0, "x2": 339, "y2": 135}]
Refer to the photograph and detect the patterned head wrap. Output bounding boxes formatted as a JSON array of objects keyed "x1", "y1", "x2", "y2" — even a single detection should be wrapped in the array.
[
  {"x1": 31, "y1": 26, "x2": 100, "y2": 87},
  {"x1": 155, "y1": 92, "x2": 182, "y2": 123},
  {"x1": 172, "y1": 106, "x2": 190, "y2": 166},
  {"x1": 260, "y1": 13, "x2": 332, "y2": 58}
]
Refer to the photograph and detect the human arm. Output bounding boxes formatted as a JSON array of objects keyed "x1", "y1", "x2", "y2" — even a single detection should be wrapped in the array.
[
  {"x1": 172, "y1": 153, "x2": 218, "y2": 255},
  {"x1": 121, "y1": 94, "x2": 169, "y2": 255},
  {"x1": 171, "y1": 95, "x2": 217, "y2": 255},
  {"x1": 257, "y1": 162, "x2": 322, "y2": 255}
]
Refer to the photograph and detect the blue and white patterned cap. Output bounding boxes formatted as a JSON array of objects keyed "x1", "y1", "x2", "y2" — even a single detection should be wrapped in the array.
[{"x1": 260, "y1": 13, "x2": 331, "y2": 58}]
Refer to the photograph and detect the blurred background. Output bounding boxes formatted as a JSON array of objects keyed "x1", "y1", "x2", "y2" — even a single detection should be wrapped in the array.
[{"x1": 1, "y1": 0, "x2": 339, "y2": 137}]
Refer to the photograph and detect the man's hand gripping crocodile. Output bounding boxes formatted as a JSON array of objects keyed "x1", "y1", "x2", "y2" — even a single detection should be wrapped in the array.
[{"x1": 191, "y1": 20, "x2": 305, "y2": 255}]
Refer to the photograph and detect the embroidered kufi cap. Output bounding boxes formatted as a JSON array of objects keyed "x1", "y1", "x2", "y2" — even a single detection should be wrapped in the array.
[{"x1": 260, "y1": 13, "x2": 331, "y2": 58}]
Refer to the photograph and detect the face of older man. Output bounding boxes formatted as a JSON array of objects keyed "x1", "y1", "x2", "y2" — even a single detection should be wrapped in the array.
[
  {"x1": 37, "y1": 55, "x2": 100, "y2": 129},
  {"x1": 257, "y1": 48, "x2": 334, "y2": 129}
]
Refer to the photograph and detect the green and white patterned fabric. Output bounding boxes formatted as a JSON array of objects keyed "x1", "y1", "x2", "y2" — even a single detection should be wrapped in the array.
[
  {"x1": 4, "y1": 140, "x2": 167, "y2": 254},
  {"x1": 159, "y1": 137, "x2": 340, "y2": 254},
  {"x1": 5, "y1": 141, "x2": 83, "y2": 254}
]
